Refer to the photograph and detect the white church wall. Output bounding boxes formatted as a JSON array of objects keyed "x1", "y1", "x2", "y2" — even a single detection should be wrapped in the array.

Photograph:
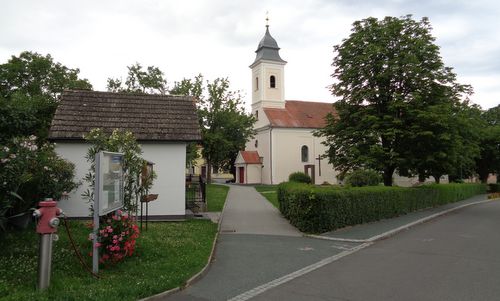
[
  {"x1": 252, "y1": 67, "x2": 262, "y2": 104},
  {"x1": 313, "y1": 135, "x2": 339, "y2": 185},
  {"x1": 264, "y1": 67, "x2": 283, "y2": 100},
  {"x1": 253, "y1": 108, "x2": 271, "y2": 130},
  {"x1": 271, "y1": 128, "x2": 338, "y2": 185}
]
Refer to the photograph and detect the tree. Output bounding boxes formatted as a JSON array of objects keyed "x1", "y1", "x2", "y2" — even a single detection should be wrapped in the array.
[
  {"x1": 171, "y1": 75, "x2": 256, "y2": 182},
  {"x1": 400, "y1": 101, "x2": 481, "y2": 183},
  {"x1": 317, "y1": 15, "x2": 472, "y2": 186},
  {"x1": 475, "y1": 105, "x2": 500, "y2": 183},
  {"x1": 170, "y1": 74, "x2": 204, "y2": 167},
  {"x1": 107, "y1": 63, "x2": 168, "y2": 94},
  {"x1": 0, "y1": 51, "x2": 92, "y2": 142}
]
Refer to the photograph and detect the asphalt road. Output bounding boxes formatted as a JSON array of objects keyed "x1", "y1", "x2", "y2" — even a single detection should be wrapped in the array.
[
  {"x1": 166, "y1": 234, "x2": 360, "y2": 301},
  {"x1": 251, "y1": 200, "x2": 500, "y2": 301}
]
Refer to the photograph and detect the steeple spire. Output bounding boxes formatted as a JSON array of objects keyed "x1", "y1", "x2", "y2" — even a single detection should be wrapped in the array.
[{"x1": 250, "y1": 16, "x2": 286, "y2": 68}]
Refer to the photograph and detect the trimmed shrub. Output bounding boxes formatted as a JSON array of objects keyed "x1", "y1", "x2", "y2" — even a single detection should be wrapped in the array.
[
  {"x1": 278, "y1": 182, "x2": 486, "y2": 233},
  {"x1": 344, "y1": 169, "x2": 382, "y2": 187},
  {"x1": 288, "y1": 172, "x2": 312, "y2": 184}
]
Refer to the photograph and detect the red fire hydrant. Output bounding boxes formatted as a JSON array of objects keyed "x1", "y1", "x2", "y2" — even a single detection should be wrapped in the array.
[{"x1": 33, "y1": 198, "x2": 63, "y2": 290}]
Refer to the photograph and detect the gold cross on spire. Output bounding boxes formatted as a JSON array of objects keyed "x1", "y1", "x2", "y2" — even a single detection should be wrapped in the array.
[{"x1": 266, "y1": 11, "x2": 269, "y2": 27}]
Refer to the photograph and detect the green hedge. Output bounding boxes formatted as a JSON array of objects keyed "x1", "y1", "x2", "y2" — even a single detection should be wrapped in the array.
[
  {"x1": 278, "y1": 182, "x2": 486, "y2": 233},
  {"x1": 488, "y1": 183, "x2": 500, "y2": 193}
]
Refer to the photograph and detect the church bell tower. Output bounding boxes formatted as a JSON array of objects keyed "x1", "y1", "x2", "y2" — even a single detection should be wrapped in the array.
[{"x1": 250, "y1": 22, "x2": 287, "y2": 111}]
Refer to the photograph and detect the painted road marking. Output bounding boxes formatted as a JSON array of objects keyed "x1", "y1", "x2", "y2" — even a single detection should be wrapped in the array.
[{"x1": 228, "y1": 242, "x2": 372, "y2": 301}]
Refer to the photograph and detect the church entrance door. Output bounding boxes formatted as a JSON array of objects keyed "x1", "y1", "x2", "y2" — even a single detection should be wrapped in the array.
[
  {"x1": 239, "y1": 167, "x2": 245, "y2": 183},
  {"x1": 304, "y1": 164, "x2": 315, "y2": 184}
]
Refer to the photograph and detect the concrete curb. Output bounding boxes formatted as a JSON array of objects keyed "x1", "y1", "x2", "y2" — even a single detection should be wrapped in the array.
[
  {"x1": 307, "y1": 198, "x2": 498, "y2": 243},
  {"x1": 139, "y1": 185, "x2": 232, "y2": 301}
]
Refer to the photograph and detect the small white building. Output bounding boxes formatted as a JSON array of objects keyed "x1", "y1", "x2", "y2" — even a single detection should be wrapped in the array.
[
  {"x1": 49, "y1": 90, "x2": 201, "y2": 219},
  {"x1": 235, "y1": 151, "x2": 262, "y2": 184}
]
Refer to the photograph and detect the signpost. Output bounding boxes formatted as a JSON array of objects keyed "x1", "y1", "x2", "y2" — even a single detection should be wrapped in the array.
[{"x1": 93, "y1": 151, "x2": 124, "y2": 274}]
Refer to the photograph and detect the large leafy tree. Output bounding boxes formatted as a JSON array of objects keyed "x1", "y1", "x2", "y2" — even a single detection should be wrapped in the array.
[
  {"x1": 171, "y1": 75, "x2": 256, "y2": 182},
  {"x1": 401, "y1": 101, "x2": 481, "y2": 183},
  {"x1": 317, "y1": 15, "x2": 473, "y2": 186},
  {"x1": 475, "y1": 105, "x2": 500, "y2": 183},
  {"x1": 0, "y1": 51, "x2": 92, "y2": 142},
  {"x1": 107, "y1": 63, "x2": 168, "y2": 94}
]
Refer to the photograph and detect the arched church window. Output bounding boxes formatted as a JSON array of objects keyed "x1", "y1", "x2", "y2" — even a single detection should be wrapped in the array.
[
  {"x1": 255, "y1": 77, "x2": 259, "y2": 91},
  {"x1": 301, "y1": 145, "x2": 309, "y2": 162},
  {"x1": 255, "y1": 140, "x2": 258, "y2": 148},
  {"x1": 270, "y1": 75, "x2": 276, "y2": 88}
]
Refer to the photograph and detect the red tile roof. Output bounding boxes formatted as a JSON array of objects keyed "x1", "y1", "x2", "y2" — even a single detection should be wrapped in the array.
[
  {"x1": 263, "y1": 100, "x2": 337, "y2": 129},
  {"x1": 240, "y1": 151, "x2": 261, "y2": 164}
]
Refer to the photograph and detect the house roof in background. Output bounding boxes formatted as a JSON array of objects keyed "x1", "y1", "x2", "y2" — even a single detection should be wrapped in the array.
[
  {"x1": 263, "y1": 100, "x2": 336, "y2": 129},
  {"x1": 239, "y1": 151, "x2": 261, "y2": 164},
  {"x1": 49, "y1": 90, "x2": 201, "y2": 141}
]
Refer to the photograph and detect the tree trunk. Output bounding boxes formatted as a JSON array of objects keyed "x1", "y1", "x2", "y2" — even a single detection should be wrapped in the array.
[
  {"x1": 433, "y1": 175, "x2": 441, "y2": 184},
  {"x1": 479, "y1": 174, "x2": 489, "y2": 183},
  {"x1": 206, "y1": 158, "x2": 212, "y2": 184},
  {"x1": 477, "y1": 169, "x2": 488, "y2": 183},
  {"x1": 383, "y1": 166, "x2": 395, "y2": 186},
  {"x1": 418, "y1": 173, "x2": 426, "y2": 183}
]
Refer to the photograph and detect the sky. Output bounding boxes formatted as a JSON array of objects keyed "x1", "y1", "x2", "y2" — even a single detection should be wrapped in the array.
[{"x1": 1, "y1": 0, "x2": 499, "y2": 110}]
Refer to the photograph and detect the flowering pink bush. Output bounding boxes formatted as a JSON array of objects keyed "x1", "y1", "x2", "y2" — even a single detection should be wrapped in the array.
[
  {"x1": 91, "y1": 210, "x2": 140, "y2": 264},
  {"x1": 0, "y1": 135, "x2": 77, "y2": 230}
]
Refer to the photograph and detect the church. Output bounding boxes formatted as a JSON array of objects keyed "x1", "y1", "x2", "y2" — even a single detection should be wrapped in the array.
[
  {"x1": 234, "y1": 24, "x2": 447, "y2": 186},
  {"x1": 235, "y1": 24, "x2": 339, "y2": 185}
]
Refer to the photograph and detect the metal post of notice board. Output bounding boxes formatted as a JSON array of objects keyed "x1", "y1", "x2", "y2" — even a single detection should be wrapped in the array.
[{"x1": 92, "y1": 153, "x2": 101, "y2": 275}]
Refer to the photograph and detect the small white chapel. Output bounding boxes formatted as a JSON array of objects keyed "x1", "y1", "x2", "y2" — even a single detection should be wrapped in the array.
[{"x1": 235, "y1": 24, "x2": 339, "y2": 185}]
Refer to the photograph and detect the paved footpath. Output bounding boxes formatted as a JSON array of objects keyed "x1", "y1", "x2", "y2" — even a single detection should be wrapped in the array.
[
  {"x1": 162, "y1": 188, "x2": 496, "y2": 301},
  {"x1": 219, "y1": 185, "x2": 300, "y2": 236},
  {"x1": 164, "y1": 185, "x2": 362, "y2": 301}
]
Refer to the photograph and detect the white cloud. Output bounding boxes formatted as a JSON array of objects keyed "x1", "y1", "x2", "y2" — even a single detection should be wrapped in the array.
[{"x1": 0, "y1": 0, "x2": 498, "y2": 109}]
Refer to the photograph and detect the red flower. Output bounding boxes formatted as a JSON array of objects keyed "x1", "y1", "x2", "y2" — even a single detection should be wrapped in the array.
[{"x1": 90, "y1": 210, "x2": 140, "y2": 266}]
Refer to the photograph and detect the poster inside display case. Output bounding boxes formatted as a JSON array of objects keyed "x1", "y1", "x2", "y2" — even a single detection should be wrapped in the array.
[{"x1": 95, "y1": 151, "x2": 124, "y2": 216}]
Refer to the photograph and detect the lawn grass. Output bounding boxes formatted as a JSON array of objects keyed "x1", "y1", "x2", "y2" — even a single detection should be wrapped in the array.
[
  {"x1": 0, "y1": 219, "x2": 217, "y2": 301},
  {"x1": 254, "y1": 185, "x2": 279, "y2": 208},
  {"x1": 206, "y1": 184, "x2": 229, "y2": 212}
]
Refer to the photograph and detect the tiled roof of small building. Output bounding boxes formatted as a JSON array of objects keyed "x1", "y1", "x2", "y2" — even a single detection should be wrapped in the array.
[
  {"x1": 49, "y1": 90, "x2": 201, "y2": 141},
  {"x1": 240, "y1": 151, "x2": 261, "y2": 164},
  {"x1": 263, "y1": 100, "x2": 337, "y2": 129}
]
